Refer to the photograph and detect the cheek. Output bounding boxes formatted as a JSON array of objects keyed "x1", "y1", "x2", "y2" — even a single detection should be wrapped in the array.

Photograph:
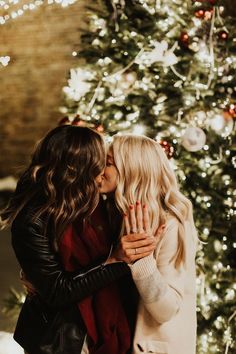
[
  {"x1": 104, "y1": 167, "x2": 118, "y2": 184},
  {"x1": 103, "y1": 168, "x2": 111, "y2": 180},
  {"x1": 110, "y1": 168, "x2": 118, "y2": 186}
]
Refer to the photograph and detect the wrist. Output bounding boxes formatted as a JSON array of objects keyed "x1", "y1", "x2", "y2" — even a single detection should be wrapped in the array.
[{"x1": 105, "y1": 256, "x2": 121, "y2": 264}]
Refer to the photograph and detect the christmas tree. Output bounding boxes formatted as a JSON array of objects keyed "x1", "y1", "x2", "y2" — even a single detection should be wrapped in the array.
[{"x1": 60, "y1": 0, "x2": 236, "y2": 353}]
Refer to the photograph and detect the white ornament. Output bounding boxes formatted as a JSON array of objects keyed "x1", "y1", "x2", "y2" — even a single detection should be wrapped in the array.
[
  {"x1": 182, "y1": 126, "x2": 206, "y2": 152},
  {"x1": 232, "y1": 156, "x2": 236, "y2": 168},
  {"x1": 127, "y1": 111, "x2": 139, "y2": 121},
  {"x1": 193, "y1": 111, "x2": 207, "y2": 125},
  {"x1": 209, "y1": 114, "x2": 233, "y2": 137},
  {"x1": 132, "y1": 124, "x2": 146, "y2": 135},
  {"x1": 136, "y1": 40, "x2": 178, "y2": 67},
  {"x1": 63, "y1": 68, "x2": 94, "y2": 101}
]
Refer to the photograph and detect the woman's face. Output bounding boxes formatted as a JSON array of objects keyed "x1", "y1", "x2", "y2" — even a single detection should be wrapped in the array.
[{"x1": 99, "y1": 150, "x2": 118, "y2": 194}]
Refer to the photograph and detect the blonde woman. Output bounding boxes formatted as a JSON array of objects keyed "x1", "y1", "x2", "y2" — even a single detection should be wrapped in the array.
[{"x1": 100, "y1": 134, "x2": 198, "y2": 354}]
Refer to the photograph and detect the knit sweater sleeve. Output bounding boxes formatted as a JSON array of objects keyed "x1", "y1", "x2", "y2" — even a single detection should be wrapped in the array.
[{"x1": 129, "y1": 218, "x2": 188, "y2": 324}]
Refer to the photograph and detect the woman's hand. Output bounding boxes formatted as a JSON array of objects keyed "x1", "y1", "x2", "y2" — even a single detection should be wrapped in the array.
[
  {"x1": 108, "y1": 202, "x2": 165, "y2": 264},
  {"x1": 124, "y1": 201, "x2": 165, "y2": 239},
  {"x1": 124, "y1": 202, "x2": 151, "y2": 235},
  {"x1": 110, "y1": 232, "x2": 157, "y2": 264}
]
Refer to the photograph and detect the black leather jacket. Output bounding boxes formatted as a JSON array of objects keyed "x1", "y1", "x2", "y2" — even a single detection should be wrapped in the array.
[{"x1": 11, "y1": 207, "x2": 130, "y2": 354}]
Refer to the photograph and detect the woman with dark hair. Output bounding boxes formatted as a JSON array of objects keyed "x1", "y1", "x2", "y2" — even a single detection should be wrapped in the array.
[{"x1": 1, "y1": 125, "x2": 155, "y2": 354}]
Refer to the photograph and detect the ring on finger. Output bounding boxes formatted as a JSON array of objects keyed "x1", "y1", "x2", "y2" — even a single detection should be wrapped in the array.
[
  {"x1": 138, "y1": 229, "x2": 144, "y2": 233},
  {"x1": 130, "y1": 229, "x2": 137, "y2": 234}
]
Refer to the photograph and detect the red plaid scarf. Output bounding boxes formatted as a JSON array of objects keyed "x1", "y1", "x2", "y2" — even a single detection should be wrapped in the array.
[{"x1": 59, "y1": 202, "x2": 131, "y2": 354}]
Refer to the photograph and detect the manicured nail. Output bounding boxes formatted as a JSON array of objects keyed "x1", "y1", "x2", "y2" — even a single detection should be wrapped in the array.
[
  {"x1": 143, "y1": 204, "x2": 146, "y2": 209},
  {"x1": 124, "y1": 213, "x2": 127, "y2": 217},
  {"x1": 136, "y1": 201, "x2": 140, "y2": 205},
  {"x1": 129, "y1": 205, "x2": 134, "y2": 209}
]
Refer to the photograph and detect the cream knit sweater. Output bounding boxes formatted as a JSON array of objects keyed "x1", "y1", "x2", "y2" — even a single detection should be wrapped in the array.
[{"x1": 130, "y1": 217, "x2": 197, "y2": 354}]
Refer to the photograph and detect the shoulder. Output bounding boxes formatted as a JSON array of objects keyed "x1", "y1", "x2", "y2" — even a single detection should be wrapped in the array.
[
  {"x1": 12, "y1": 207, "x2": 41, "y2": 227},
  {"x1": 11, "y1": 205, "x2": 46, "y2": 242},
  {"x1": 162, "y1": 215, "x2": 179, "y2": 244},
  {"x1": 164, "y1": 215, "x2": 196, "y2": 239},
  {"x1": 160, "y1": 215, "x2": 179, "y2": 250},
  {"x1": 165, "y1": 215, "x2": 179, "y2": 230},
  {"x1": 161, "y1": 215, "x2": 197, "y2": 254},
  {"x1": 158, "y1": 216, "x2": 185, "y2": 255}
]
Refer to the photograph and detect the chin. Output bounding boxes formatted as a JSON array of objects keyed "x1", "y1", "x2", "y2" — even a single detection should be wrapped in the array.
[
  {"x1": 99, "y1": 186, "x2": 107, "y2": 194},
  {"x1": 99, "y1": 185, "x2": 114, "y2": 194}
]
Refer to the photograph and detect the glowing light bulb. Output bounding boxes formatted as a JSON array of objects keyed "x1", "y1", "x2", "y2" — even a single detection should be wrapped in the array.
[{"x1": 132, "y1": 124, "x2": 146, "y2": 135}]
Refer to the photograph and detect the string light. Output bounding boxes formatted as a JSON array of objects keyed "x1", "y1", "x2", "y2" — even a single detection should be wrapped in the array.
[
  {"x1": 132, "y1": 124, "x2": 146, "y2": 135},
  {"x1": 0, "y1": 0, "x2": 78, "y2": 25},
  {"x1": 0, "y1": 55, "x2": 10, "y2": 66}
]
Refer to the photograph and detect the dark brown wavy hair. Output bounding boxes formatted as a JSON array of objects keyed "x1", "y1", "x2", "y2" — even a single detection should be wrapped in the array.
[{"x1": 1, "y1": 125, "x2": 105, "y2": 243}]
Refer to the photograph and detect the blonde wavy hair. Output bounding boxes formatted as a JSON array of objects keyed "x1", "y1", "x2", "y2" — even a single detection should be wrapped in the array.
[{"x1": 111, "y1": 134, "x2": 196, "y2": 268}]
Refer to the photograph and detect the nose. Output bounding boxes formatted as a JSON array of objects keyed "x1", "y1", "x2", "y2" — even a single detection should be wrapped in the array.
[{"x1": 96, "y1": 172, "x2": 104, "y2": 185}]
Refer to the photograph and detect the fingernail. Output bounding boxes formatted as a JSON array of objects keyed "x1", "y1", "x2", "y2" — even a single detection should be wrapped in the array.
[
  {"x1": 124, "y1": 213, "x2": 127, "y2": 217},
  {"x1": 136, "y1": 201, "x2": 140, "y2": 205},
  {"x1": 143, "y1": 204, "x2": 146, "y2": 209},
  {"x1": 129, "y1": 205, "x2": 134, "y2": 209}
]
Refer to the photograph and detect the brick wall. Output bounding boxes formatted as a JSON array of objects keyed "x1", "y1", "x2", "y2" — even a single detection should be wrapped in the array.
[
  {"x1": 0, "y1": 1, "x2": 87, "y2": 177},
  {"x1": 1, "y1": 1, "x2": 234, "y2": 178}
]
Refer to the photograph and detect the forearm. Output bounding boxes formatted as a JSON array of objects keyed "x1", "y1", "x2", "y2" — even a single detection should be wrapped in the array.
[
  {"x1": 12, "y1": 222, "x2": 129, "y2": 308},
  {"x1": 129, "y1": 255, "x2": 183, "y2": 323},
  {"x1": 40, "y1": 262, "x2": 129, "y2": 307}
]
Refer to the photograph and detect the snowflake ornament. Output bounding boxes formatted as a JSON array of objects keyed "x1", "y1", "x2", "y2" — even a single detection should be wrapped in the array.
[
  {"x1": 63, "y1": 68, "x2": 94, "y2": 101},
  {"x1": 136, "y1": 40, "x2": 178, "y2": 67}
]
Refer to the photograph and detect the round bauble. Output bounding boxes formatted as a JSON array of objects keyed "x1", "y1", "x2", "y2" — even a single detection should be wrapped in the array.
[
  {"x1": 182, "y1": 126, "x2": 206, "y2": 152},
  {"x1": 209, "y1": 114, "x2": 233, "y2": 137},
  {"x1": 218, "y1": 30, "x2": 229, "y2": 40}
]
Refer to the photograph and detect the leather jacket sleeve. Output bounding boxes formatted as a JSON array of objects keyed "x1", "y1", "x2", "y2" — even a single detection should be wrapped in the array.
[{"x1": 11, "y1": 213, "x2": 129, "y2": 309}]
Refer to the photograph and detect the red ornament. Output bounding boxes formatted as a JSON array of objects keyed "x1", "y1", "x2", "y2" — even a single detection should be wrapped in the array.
[
  {"x1": 225, "y1": 104, "x2": 236, "y2": 119},
  {"x1": 204, "y1": 9, "x2": 213, "y2": 20},
  {"x1": 58, "y1": 116, "x2": 71, "y2": 126},
  {"x1": 180, "y1": 31, "x2": 190, "y2": 47},
  {"x1": 218, "y1": 30, "x2": 229, "y2": 40},
  {"x1": 72, "y1": 115, "x2": 84, "y2": 126},
  {"x1": 159, "y1": 140, "x2": 174, "y2": 159},
  {"x1": 194, "y1": 8, "x2": 213, "y2": 20},
  {"x1": 95, "y1": 124, "x2": 104, "y2": 133},
  {"x1": 195, "y1": 9, "x2": 205, "y2": 18}
]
